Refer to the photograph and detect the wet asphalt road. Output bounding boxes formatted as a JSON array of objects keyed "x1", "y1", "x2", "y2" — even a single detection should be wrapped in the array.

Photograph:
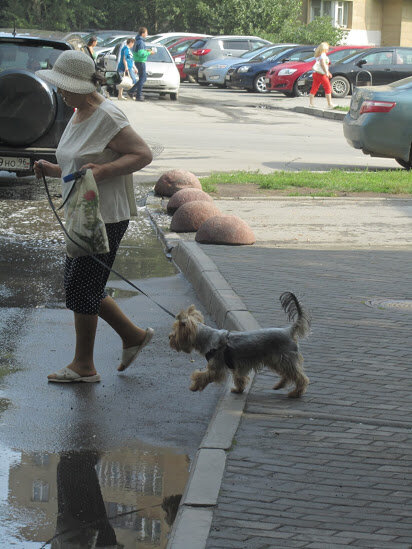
[{"x1": 0, "y1": 173, "x2": 222, "y2": 547}]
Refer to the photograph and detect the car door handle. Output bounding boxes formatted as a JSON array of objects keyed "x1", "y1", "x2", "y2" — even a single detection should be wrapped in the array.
[{"x1": 384, "y1": 68, "x2": 391, "y2": 71}]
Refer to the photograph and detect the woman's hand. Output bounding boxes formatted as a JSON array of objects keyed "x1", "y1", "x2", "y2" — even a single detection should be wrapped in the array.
[
  {"x1": 33, "y1": 160, "x2": 62, "y2": 179},
  {"x1": 328, "y1": 71, "x2": 332, "y2": 79},
  {"x1": 80, "y1": 163, "x2": 108, "y2": 183}
]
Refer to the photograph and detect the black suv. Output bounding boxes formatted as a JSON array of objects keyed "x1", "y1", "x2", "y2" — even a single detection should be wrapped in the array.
[{"x1": 0, "y1": 34, "x2": 74, "y2": 176}]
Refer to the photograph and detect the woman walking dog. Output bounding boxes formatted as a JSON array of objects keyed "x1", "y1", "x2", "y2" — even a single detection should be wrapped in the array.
[
  {"x1": 34, "y1": 50, "x2": 154, "y2": 383},
  {"x1": 309, "y1": 42, "x2": 336, "y2": 109}
]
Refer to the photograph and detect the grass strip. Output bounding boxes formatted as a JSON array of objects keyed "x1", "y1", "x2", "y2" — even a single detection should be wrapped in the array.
[{"x1": 201, "y1": 169, "x2": 412, "y2": 196}]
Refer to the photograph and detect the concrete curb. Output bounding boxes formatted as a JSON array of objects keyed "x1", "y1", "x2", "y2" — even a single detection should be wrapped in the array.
[
  {"x1": 293, "y1": 105, "x2": 346, "y2": 120},
  {"x1": 146, "y1": 198, "x2": 260, "y2": 548}
]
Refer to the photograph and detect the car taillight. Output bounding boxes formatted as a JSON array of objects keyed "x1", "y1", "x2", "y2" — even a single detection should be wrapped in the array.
[
  {"x1": 191, "y1": 49, "x2": 211, "y2": 56},
  {"x1": 359, "y1": 101, "x2": 396, "y2": 115}
]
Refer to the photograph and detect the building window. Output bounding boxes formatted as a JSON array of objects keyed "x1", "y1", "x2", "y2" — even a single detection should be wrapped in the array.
[
  {"x1": 311, "y1": 1, "x2": 349, "y2": 28},
  {"x1": 32, "y1": 480, "x2": 49, "y2": 502}
]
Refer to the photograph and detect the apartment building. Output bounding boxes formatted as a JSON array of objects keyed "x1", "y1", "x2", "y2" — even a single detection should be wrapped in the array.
[{"x1": 302, "y1": 0, "x2": 412, "y2": 46}]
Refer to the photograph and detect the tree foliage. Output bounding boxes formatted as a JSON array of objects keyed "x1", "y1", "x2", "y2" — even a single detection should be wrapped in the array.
[{"x1": 0, "y1": 0, "x2": 346, "y2": 45}]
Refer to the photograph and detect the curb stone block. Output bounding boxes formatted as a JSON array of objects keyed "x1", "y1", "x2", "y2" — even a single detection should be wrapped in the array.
[
  {"x1": 167, "y1": 507, "x2": 214, "y2": 549},
  {"x1": 183, "y1": 449, "x2": 227, "y2": 506}
]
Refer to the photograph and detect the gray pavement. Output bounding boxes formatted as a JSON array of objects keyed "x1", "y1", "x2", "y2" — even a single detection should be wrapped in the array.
[{"x1": 147, "y1": 175, "x2": 412, "y2": 546}]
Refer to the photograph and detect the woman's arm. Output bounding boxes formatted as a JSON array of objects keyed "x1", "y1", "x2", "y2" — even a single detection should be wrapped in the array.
[
  {"x1": 33, "y1": 160, "x2": 62, "y2": 178},
  {"x1": 81, "y1": 126, "x2": 153, "y2": 182},
  {"x1": 320, "y1": 54, "x2": 331, "y2": 77}
]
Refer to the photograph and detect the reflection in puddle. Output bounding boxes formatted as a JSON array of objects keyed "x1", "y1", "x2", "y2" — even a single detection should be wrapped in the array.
[{"x1": 1, "y1": 443, "x2": 188, "y2": 547}]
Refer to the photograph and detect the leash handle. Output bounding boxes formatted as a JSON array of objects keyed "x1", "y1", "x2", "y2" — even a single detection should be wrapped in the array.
[{"x1": 38, "y1": 163, "x2": 176, "y2": 319}]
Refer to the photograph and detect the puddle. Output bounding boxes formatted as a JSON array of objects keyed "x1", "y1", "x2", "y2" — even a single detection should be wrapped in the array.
[
  {"x1": 0, "y1": 442, "x2": 188, "y2": 548},
  {"x1": 0, "y1": 180, "x2": 176, "y2": 309}
]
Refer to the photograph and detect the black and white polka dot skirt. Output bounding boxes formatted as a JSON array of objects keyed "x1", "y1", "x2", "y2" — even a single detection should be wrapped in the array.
[{"x1": 64, "y1": 220, "x2": 129, "y2": 315}]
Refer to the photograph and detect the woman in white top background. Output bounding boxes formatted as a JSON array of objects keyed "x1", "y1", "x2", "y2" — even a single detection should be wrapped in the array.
[
  {"x1": 309, "y1": 42, "x2": 336, "y2": 109},
  {"x1": 33, "y1": 50, "x2": 154, "y2": 383}
]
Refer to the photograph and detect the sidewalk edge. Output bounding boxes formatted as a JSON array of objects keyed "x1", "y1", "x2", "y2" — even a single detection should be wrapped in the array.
[{"x1": 161, "y1": 235, "x2": 259, "y2": 548}]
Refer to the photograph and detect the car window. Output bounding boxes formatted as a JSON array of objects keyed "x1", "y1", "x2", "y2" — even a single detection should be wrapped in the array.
[
  {"x1": 169, "y1": 40, "x2": 196, "y2": 55},
  {"x1": 287, "y1": 50, "x2": 315, "y2": 62},
  {"x1": 0, "y1": 42, "x2": 66, "y2": 72},
  {"x1": 252, "y1": 46, "x2": 292, "y2": 62},
  {"x1": 189, "y1": 39, "x2": 207, "y2": 50},
  {"x1": 250, "y1": 40, "x2": 270, "y2": 49},
  {"x1": 395, "y1": 48, "x2": 412, "y2": 64},
  {"x1": 146, "y1": 47, "x2": 172, "y2": 63},
  {"x1": 362, "y1": 51, "x2": 393, "y2": 65},
  {"x1": 223, "y1": 40, "x2": 249, "y2": 50},
  {"x1": 328, "y1": 48, "x2": 364, "y2": 62}
]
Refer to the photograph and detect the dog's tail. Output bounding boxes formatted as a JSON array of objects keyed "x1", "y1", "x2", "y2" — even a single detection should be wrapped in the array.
[{"x1": 280, "y1": 292, "x2": 311, "y2": 341}]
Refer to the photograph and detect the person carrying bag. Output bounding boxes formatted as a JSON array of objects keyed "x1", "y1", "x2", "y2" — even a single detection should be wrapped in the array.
[
  {"x1": 33, "y1": 50, "x2": 154, "y2": 384},
  {"x1": 117, "y1": 37, "x2": 137, "y2": 100}
]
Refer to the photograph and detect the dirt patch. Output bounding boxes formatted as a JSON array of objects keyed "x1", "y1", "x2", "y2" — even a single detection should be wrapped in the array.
[{"x1": 210, "y1": 183, "x2": 412, "y2": 199}]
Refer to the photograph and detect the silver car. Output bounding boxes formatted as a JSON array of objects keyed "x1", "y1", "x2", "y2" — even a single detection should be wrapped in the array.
[
  {"x1": 197, "y1": 44, "x2": 296, "y2": 87},
  {"x1": 184, "y1": 35, "x2": 271, "y2": 81},
  {"x1": 343, "y1": 76, "x2": 412, "y2": 169}
]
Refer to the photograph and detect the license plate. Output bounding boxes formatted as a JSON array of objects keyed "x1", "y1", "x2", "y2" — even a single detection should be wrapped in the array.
[
  {"x1": 0, "y1": 156, "x2": 31, "y2": 170},
  {"x1": 209, "y1": 75, "x2": 219, "y2": 80},
  {"x1": 298, "y1": 79, "x2": 307, "y2": 87},
  {"x1": 265, "y1": 78, "x2": 270, "y2": 84},
  {"x1": 225, "y1": 74, "x2": 231, "y2": 80}
]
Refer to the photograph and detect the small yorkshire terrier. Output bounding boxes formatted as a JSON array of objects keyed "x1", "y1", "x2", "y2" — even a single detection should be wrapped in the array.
[{"x1": 169, "y1": 292, "x2": 311, "y2": 398}]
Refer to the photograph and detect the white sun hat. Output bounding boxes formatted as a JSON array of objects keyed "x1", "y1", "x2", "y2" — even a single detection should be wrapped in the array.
[{"x1": 36, "y1": 50, "x2": 97, "y2": 94}]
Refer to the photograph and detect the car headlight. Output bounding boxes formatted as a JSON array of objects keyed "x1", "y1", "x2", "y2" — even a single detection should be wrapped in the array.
[
  {"x1": 278, "y1": 68, "x2": 297, "y2": 76},
  {"x1": 174, "y1": 57, "x2": 182, "y2": 63},
  {"x1": 237, "y1": 65, "x2": 251, "y2": 73}
]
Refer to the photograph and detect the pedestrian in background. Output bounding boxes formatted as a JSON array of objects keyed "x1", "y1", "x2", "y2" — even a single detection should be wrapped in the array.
[
  {"x1": 128, "y1": 27, "x2": 153, "y2": 101},
  {"x1": 309, "y1": 42, "x2": 336, "y2": 109},
  {"x1": 117, "y1": 37, "x2": 137, "y2": 100},
  {"x1": 85, "y1": 36, "x2": 98, "y2": 61},
  {"x1": 33, "y1": 51, "x2": 154, "y2": 383}
]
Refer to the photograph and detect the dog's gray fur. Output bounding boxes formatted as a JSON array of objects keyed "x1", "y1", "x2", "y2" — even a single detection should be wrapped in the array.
[{"x1": 169, "y1": 292, "x2": 311, "y2": 398}]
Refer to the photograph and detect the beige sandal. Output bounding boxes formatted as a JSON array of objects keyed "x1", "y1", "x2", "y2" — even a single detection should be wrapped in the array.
[
  {"x1": 118, "y1": 328, "x2": 154, "y2": 372},
  {"x1": 48, "y1": 367, "x2": 101, "y2": 383}
]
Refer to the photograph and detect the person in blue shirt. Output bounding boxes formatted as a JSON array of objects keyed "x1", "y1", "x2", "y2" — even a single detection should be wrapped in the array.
[
  {"x1": 117, "y1": 38, "x2": 137, "y2": 100},
  {"x1": 128, "y1": 27, "x2": 153, "y2": 101}
]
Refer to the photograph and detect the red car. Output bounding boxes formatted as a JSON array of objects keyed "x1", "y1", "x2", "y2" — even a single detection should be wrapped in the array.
[
  {"x1": 168, "y1": 37, "x2": 209, "y2": 82},
  {"x1": 266, "y1": 45, "x2": 371, "y2": 97}
]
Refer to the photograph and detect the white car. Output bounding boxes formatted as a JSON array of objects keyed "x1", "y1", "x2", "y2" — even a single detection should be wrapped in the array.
[
  {"x1": 103, "y1": 43, "x2": 180, "y2": 100},
  {"x1": 146, "y1": 32, "x2": 210, "y2": 47}
]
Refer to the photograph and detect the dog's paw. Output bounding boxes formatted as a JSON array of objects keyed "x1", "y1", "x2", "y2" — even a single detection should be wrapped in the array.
[
  {"x1": 189, "y1": 382, "x2": 200, "y2": 392},
  {"x1": 230, "y1": 387, "x2": 244, "y2": 394}
]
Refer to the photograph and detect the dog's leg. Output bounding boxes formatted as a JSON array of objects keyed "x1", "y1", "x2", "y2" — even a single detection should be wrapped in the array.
[
  {"x1": 273, "y1": 377, "x2": 287, "y2": 391},
  {"x1": 287, "y1": 354, "x2": 309, "y2": 398},
  {"x1": 190, "y1": 360, "x2": 226, "y2": 392},
  {"x1": 231, "y1": 373, "x2": 249, "y2": 394}
]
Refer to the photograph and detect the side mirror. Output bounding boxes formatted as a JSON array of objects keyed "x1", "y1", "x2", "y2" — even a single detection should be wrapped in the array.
[
  {"x1": 357, "y1": 59, "x2": 367, "y2": 67},
  {"x1": 281, "y1": 58, "x2": 290, "y2": 63}
]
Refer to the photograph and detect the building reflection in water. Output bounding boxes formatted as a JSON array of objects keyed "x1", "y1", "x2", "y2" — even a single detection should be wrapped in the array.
[{"x1": 4, "y1": 443, "x2": 189, "y2": 547}]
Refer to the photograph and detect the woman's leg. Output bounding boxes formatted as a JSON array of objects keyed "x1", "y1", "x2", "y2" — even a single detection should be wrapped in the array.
[
  {"x1": 99, "y1": 295, "x2": 146, "y2": 348},
  {"x1": 47, "y1": 313, "x2": 98, "y2": 379}
]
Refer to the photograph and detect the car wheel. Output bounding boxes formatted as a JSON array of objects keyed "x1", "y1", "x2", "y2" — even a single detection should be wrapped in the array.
[
  {"x1": 330, "y1": 76, "x2": 351, "y2": 98},
  {"x1": 216, "y1": 83, "x2": 226, "y2": 89},
  {"x1": 293, "y1": 80, "x2": 311, "y2": 97},
  {"x1": 253, "y1": 73, "x2": 268, "y2": 93},
  {"x1": 0, "y1": 71, "x2": 57, "y2": 145},
  {"x1": 396, "y1": 158, "x2": 412, "y2": 170},
  {"x1": 170, "y1": 92, "x2": 178, "y2": 101}
]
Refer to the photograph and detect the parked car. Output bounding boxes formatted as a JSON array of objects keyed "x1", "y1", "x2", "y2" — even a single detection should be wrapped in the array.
[
  {"x1": 197, "y1": 44, "x2": 297, "y2": 88},
  {"x1": 298, "y1": 47, "x2": 412, "y2": 99},
  {"x1": 147, "y1": 32, "x2": 210, "y2": 47},
  {"x1": 0, "y1": 34, "x2": 74, "y2": 176},
  {"x1": 266, "y1": 45, "x2": 370, "y2": 97},
  {"x1": 103, "y1": 43, "x2": 180, "y2": 100},
  {"x1": 168, "y1": 37, "x2": 208, "y2": 81},
  {"x1": 343, "y1": 76, "x2": 412, "y2": 169},
  {"x1": 184, "y1": 35, "x2": 271, "y2": 81},
  {"x1": 83, "y1": 30, "x2": 133, "y2": 47},
  {"x1": 227, "y1": 45, "x2": 315, "y2": 93},
  {"x1": 94, "y1": 34, "x2": 135, "y2": 56}
]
